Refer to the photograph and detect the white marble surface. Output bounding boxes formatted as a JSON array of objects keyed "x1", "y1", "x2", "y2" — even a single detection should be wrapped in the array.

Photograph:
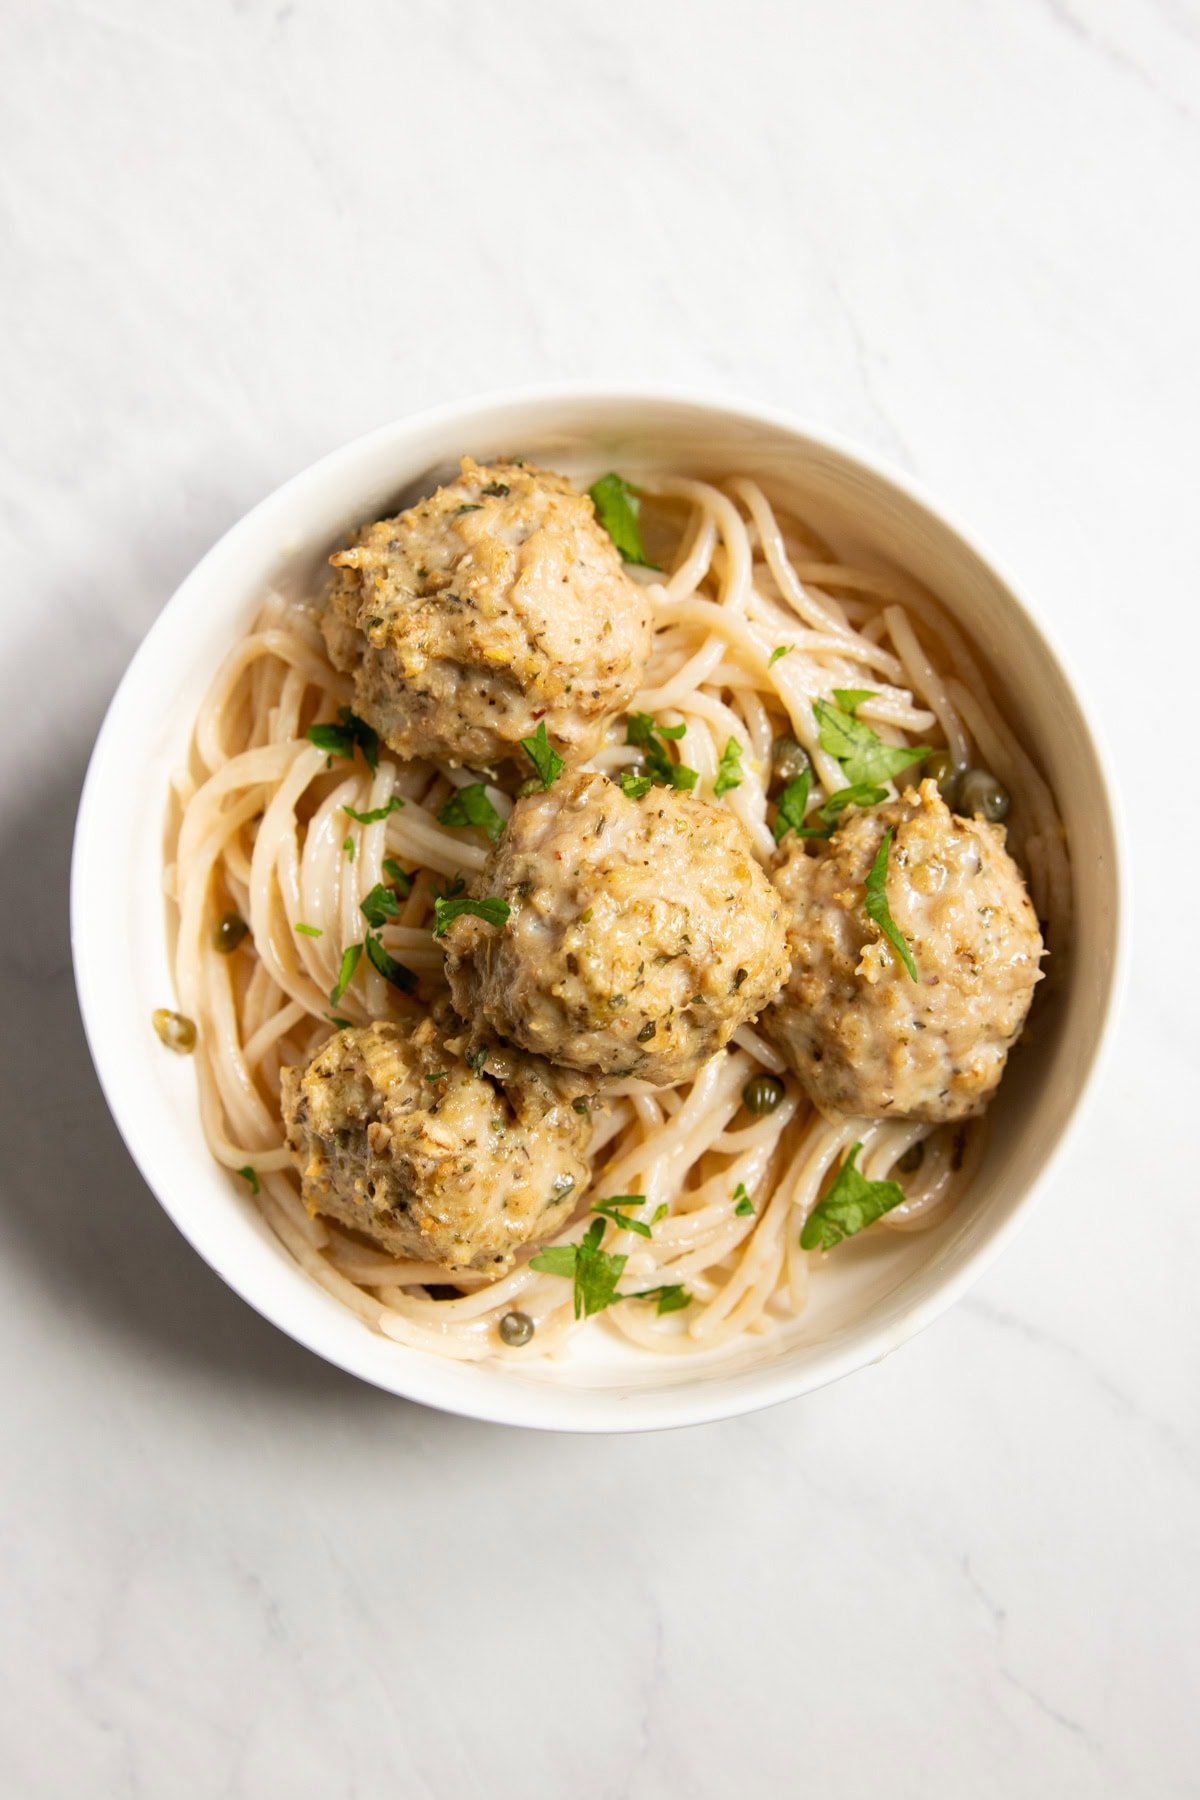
[{"x1": 1, "y1": 1, "x2": 1197, "y2": 1793}]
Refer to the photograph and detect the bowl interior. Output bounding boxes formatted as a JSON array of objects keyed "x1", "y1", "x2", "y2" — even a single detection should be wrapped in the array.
[{"x1": 71, "y1": 392, "x2": 1121, "y2": 1430}]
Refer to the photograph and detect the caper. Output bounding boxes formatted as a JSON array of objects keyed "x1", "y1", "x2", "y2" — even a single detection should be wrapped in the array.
[
  {"x1": 152, "y1": 1008, "x2": 196, "y2": 1053},
  {"x1": 742, "y1": 1073, "x2": 785, "y2": 1115},
  {"x1": 213, "y1": 909, "x2": 248, "y2": 954},
  {"x1": 956, "y1": 767, "x2": 1010, "y2": 823},
  {"x1": 922, "y1": 750, "x2": 960, "y2": 807},
  {"x1": 771, "y1": 735, "x2": 810, "y2": 790},
  {"x1": 896, "y1": 1141, "x2": 924, "y2": 1175},
  {"x1": 499, "y1": 1310, "x2": 535, "y2": 1346}
]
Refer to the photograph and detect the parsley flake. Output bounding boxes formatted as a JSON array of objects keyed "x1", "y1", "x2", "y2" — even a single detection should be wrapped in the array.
[
  {"x1": 591, "y1": 1195, "x2": 655, "y2": 1238},
  {"x1": 438, "y1": 783, "x2": 505, "y2": 844},
  {"x1": 329, "y1": 942, "x2": 363, "y2": 1006},
  {"x1": 800, "y1": 1141, "x2": 907, "y2": 1249},
  {"x1": 773, "y1": 768, "x2": 831, "y2": 841},
  {"x1": 432, "y1": 894, "x2": 511, "y2": 937},
  {"x1": 360, "y1": 883, "x2": 402, "y2": 929},
  {"x1": 382, "y1": 857, "x2": 414, "y2": 895},
  {"x1": 714, "y1": 737, "x2": 744, "y2": 798},
  {"x1": 306, "y1": 705, "x2": 379, "y2": 773},
  {"x1": 627, "y1": 1284, "x2": 692, "y2": 1315},
  {"x1": 294, "y1": 922, "x2": 322, "y2": 938},
  {"x1": 831, "y1": 687, "x2": 876, "y2": 717},
  {"x1": 530, "y1": 1217, "x2": 628, "y2": 1318},
  {"x1": 342, "y1": 836, "x2": 355, "y2": 861},
  {"x1": 814, "y1": 698, "x2": 930, "y2": 789},
  {"x1": 364, "y1": 931, "x2": 418, "y2": 994},
  {"x1": 768, "y1": 645, "x2": 793, "y2": 667},
  {"x1": 819, "y1": 782, "x2": 889, "y2": 821},
  {"x1": 520, "y1": 721, "x2": 564, "y2": 791},
  {"x1": 733, "y1": 1183, "x2": 755, "y2": 1217},
  {"x1": 619, "y1": 772, "x2": 654, "y2": 799},
  {"x1": 625, "y1": 712, "x2": 699, "y2": 792},
  {"x1": 588, "y1": 472, "x2": 660, "y2": 568},
  {"x1": 343, "y1": 795, "x2": 405, "y2": 824},
  {"x1": 864, "y1": 827, "x2": 918, "y2": 980},
  {"x1": 236, "y1": 1166, "x2": 260, "y2": 1195}
]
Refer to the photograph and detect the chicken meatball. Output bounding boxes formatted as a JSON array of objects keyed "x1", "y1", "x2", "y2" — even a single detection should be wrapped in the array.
[
  {"x1": 280, "y1": 1017, "x2": 591, "y2": 1274},
  {"x1": 765, "y1": 778, "x2": 1043, "y2": 1121},
  {"x1": 443, "y1": 771, "x2": 790, "y2": 1085},
  {"x1": 321, "y1": 457, "x2": 654, "y2": 769}
]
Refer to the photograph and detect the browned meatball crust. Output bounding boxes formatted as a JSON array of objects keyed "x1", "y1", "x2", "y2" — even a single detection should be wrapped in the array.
[
  {"x1": 280, "y1": 1017, "x2": 591, "y2": 1274},
  {"x1": 765, "y1": 778, "x2": 1043, "y2": 1121},
  {"x1": 321, "y1": 457, "x2": 654, "y2": 769},
  {"x1": 443, "y1": 771, "x2": 790, "y2": 1086}
]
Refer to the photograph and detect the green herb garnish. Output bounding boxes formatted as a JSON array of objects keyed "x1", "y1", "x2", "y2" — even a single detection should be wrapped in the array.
[
  {"x1": 480, "y1": 481, "x2": 510, "y2": 497},
  {"x1": 800, "y1": 1142, "x2": 907, "y2": 1250},
  {"x1": 364, "y1": 930, "x2": 418, "y2": 994},
  {"x1": 814, "y1": 698, "x2": 929, "y2": 789},
  {"x1": 626, "y1": 1284, "x2": 692, "y2": 1315},
  {"x1": 625, "y1": 712, "x2": 699, "y2": 792},
  {"x1": 329, "y1": 942, "x2": 363, "y2": 1006},
  {"x1": 831, "y1": 688, "x2": 876, "y2": 717},
  {"x1": 342, "y1": 836, "x2": 355, "y2": 861},
  {"x1": 588, "y1": 472, "x2": 659, "y2": 568},
  {"x1": 819, "y1": 782, "x2": 889, "y2": 821},
  {"x1": 432, "y1": 894, "x2": 511, "y2": 937},
  {"x1": 306, "y1": 705, "x2": 379, "y2": 773},
  {"x1": 438, "y1": 783, "x2": 505, "y2": 844},
  {"x1": 619, "y1": 772, "x2": 654, "y2": 799},
  {"x1": 772, "y1": 768, "x2": 825, "y2": 841},
  {"x1": 360, "y1": 884, "x2": 402, "y2": 929},
  {"x1": 864, "y1": 826, "x2": 918, "y2": 980},
  {"x1": 236, "y1": 1166, "x2": 260, "y2": 1195},
  {"x1": 382, "y1": 857, "x2": 414, "y2": 895},
  {"x1": 768, "y1": 645, "x2": 793, "y2": 667},
  {"x1": 325, "y1": 1013, "x2": 353, "y2": 1030},
  {"x1": 294, "y1": 922, "x2": 322, "y2": 938},
  {"x1": 520, "y1": 721, "x2": 564, "y2": 791},
  {"x1": 591, "y1": 1195, "x2": 654, "y2": 1238},
  {"x1": 343, "y1": 796, "x2": 405, "y2": 825},
  {"x1": 713, "y1": 737, "x2": 744, "y2": 798},
  {"x1": 733, "y1": 1183, "x2": 755, "y2": 1217},
  {"x1": 530, "y1": 1218, "x2": 628, "y2": 1318}
]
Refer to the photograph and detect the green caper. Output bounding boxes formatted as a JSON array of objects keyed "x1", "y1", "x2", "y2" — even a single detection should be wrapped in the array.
[
  {"x1": 743, "y1": 1073, "x2": 785, "y2": 1115},
  {"x1": 896, "y1": 1141, "x2": 924, "y2": 1175},
  {"x1": 771, "y1": 735, "x2": 810, "y2": 790},
  {"x1": 956, "y1": 767, "x2": 1010, "y2": 823},
  {"x1": 213, "y1": 910, "x2": 249, "y2": 954},
  {"x1": 922, "y1": 750, "x2": 960, "y2": 806},
  {"x1": 152, "y1": 1008, "x2": 196, "y2": 1053},
  {"x1": 499, "y1": 1310, "x2": 535, "y2": 1346}
]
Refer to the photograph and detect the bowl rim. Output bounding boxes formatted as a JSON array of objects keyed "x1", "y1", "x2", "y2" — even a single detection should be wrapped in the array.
[{"x1": 70, "y1": 380, "x2": 1128, "y2": 1432}]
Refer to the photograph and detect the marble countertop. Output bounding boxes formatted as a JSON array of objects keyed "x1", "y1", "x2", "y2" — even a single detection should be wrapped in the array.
[{"x1": 2, "y1": 2, "x2": 1197, "y2": 1794}]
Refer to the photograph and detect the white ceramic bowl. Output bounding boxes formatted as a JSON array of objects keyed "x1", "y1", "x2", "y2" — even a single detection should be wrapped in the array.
[{"x1": 71, "y1": 387, "x2": 1122, "y2": 1432}]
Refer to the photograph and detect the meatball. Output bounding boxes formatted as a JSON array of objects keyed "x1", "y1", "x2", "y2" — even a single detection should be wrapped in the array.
[
  {"x1": 321, "y1": 457, "x2": 654, "y2": 769},
  {"x1": 280, "y1": 1017, "x2": 591, "y2": 1274},
  {"x1": 443, "y1": 771, "x2": 790, "y2": 1085},
  {"x1": 765, "y1": 779, "x2": 1043, "y2": 1121}
]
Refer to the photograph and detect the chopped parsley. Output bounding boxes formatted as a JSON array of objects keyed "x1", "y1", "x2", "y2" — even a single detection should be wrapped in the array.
[
  {"x1": 325, "y1": 1013, "x2": 353, "y2": 1030},
  {"x1": 306, "y1": 705, "x2": 379, "y2": 773},
  {"x1": 342, "y1": 836, "x2": 355, "y2": 861},
  {"x1": 773, "y1": 768, "x2": 831, "y2": 842},
  {"x1": 619, "y1": 771, "x2": 654, "y2": 799},
  {"x1": 294, "y1": 922, "x2": 322, "y2": 938},
  {"x1": 364, "y1": 930, "x2": 418, "y2": 994},
  {"x1": 819, "y1": 782, "x2": 889, "y2": 821},
  {"x1": 520, "y1": 720, "x2": 564, "y2": 791},
  {"x1": 813, "y1": 697, "x2": 930, "y2": 789},
  {"x1": 382, "y1": 857, "x2": 414, "y2": 895},
  {"x1": 431, "y1": 873, "x2": 466, "y2": 901},
  {"x1": 733, "y1": 1183, "x2": 755, "y2": 1217},
  {"x1": 864, "y1": 826, "x2": 918, "y2": 980},
  {"x1": 329, "y1": 942, "x2": 363, "y2": 1006},
  {"x1": 530, "y1": 1218, "x2": 627, "y2": 1318},
  {"x1": 768, "y1": 644, "x2": 793, "y2": 667},
  {"x1": 800, "y1": 1141, "x2": 907, "y2": 1250},
  {"x1": 625, "y1": 712, "x2": 699, "y2": 792},
  {"x1": 235, "y1": 1166, "x2": 260, "y2": 1195},
  {"x1": 588, "y1": 472, "x2": 659, "y2": 568},
  {"x1": 831, "y1": 687, "x2": 876, "y2": 717},
  {"x1": 343, "y1": 795, "x2": 405, "y2": 824},
  {"x1": 713, "y1": 737, "x2": 744, "y2": 798},
  {"x1": 425, "y1": 1069, "x2": 448, "y2": 1082},
  {"x1": 480, "y1": 481, "x2": 510, "y2": 497},
  {"x1": 438, "y1": 783, "x2": 505, "y2": 844},
  {"x1": 466, "y1": 1047, "x2": 488, "y2": 1076},
  {"x1": 591, "y1": 1195, "x2": 655, "y2": 1238},
  {"x1": 626, "y1": 1284, "x2": 692, "y2": 1315},
  {"x1": 360, "y1": 883, "x2": 402, "y2": 928},
  {"x1": 432, "y1": 894, "x2": 511, "y2": 937}
]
